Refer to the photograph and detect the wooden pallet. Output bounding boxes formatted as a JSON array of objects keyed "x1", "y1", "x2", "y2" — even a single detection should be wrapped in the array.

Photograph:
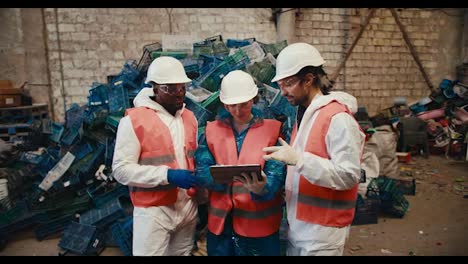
[
  {"x1": 0, "y1": 103, "x2": 48, "y2": 125},
  {"x1": 0, "y1": 123, "x2": 31, "y2": 142}
]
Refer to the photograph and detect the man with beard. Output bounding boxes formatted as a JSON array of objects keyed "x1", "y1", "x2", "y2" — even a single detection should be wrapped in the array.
[
  {"x1": 263, "y1": 43, "x2": 365, "y2": 256},
  {"x1": 112, "y1": 56, "x2": 201, "y2": 256}
]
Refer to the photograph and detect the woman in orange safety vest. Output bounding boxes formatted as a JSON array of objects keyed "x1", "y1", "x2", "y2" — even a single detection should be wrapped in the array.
[{"x1": 194, "y1": 70, "x2": 287, "y2": 256}]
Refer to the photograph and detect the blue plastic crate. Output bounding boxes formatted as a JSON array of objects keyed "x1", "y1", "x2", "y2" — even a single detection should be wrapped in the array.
[
  {"x1": 35, "y1": 148, "x2": 60, "y2": 178},
  {"x1": 49, "y1": 122, "x2": 64, "y2": 143},
  {"x1": 352, "y1": 194, "x2": 380, "y2": 225},
  {"x1": 84, "y1": 105, "x2": 109, "y2": 127},
  {"x1": 137, "y1": 42, "x2": 162, "y2": 73},
  {"x1": 20, "y1": 151, "x2": 45, "y2": 164},
  {"x1": 108, "y1": 82, "x2": 130, "y2": 116},
  {"x1": 59, "y1": 221, "x2": 104, "y2": 255},
  {"x1": 184, "y1": 97, "x2": 214, "y2": 127},
  {"x1": 70, "y1": 142, "x2": 94, "y2": 161},
  {"x1": 83, "y1": 128, "x2": 113, "y2": 146},
  {"x1": 198, "y1": 54, "x2": 223, "y2": 76},
  {"x1": 116, "y1": 61, "x2": 142, "y2": 84},
  {"x1": 34, "y1": 214, "x2": 77, "y2": 241},
  {"x1": 0, "y1": 212, "x2": 47, "y2": 238},
  {"x1": 60, "y1": 127, "x2": 81, "y2": 146},
  {"x1": 105, "y1": 115, "x2": 121, "y2": 134},
  {"x1": 68, "y1": 144, "x2": 105, "y2": 178},
  {"x1": 366, "y1": 177, "x2": 409, "y2": 218},
  {"x1": 88, "y1": 83, "x2": 109, "y2": 107},
  {"x1": 110, "y1": 216, "x2": 133, "y2": 256},
  {"x1": 226, "y1": 39, "x2": 254, "y2": 48},
  {"x1": 0, "y1": 199, "x2": 30, "y2": 226},
  {"x1": 195, "y1": 61, "x2": 231, "y2": 93},
  {"x1": 87, "y1": 183, "x2": 129, "y2": 208},
  {"x1": 181, "y1": 57, "x2": 200, "y2": 73},
  {"x1": 267, "y1": 95, "x2": 297, "y2": 142},
  {"x1": 65, "y1": 103, "x2": 86, "y2": 130},
  {"x1": 79, "y1": 198, "x2": 127, "y2": 228},
  {"x1": 34, "y1": 194, "x2": 91, "y2": 220}
]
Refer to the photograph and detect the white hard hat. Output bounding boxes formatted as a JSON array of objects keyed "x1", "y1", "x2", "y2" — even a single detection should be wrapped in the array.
[
  {"x1": 271, "y1": 42, "x2": 326, "y2": 83},
  {"x1": 145, "y1": 56, "x2": 191, "y2": 84},
  {"x1": 220, "y1": 70, "x2": 258, "y2": 105}
]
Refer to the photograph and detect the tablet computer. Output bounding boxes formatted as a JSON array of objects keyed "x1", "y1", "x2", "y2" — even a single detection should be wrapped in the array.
[{"x1": 210, "y1": 164, "x2": 262, "y2": 184}]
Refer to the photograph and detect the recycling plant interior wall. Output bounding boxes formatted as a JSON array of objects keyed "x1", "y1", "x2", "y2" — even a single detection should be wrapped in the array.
[{"x1": 0, "y1": 8, "x2": 465, "y2": 121}]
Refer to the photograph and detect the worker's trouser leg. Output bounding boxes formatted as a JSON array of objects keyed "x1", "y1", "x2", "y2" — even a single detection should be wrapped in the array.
[
  {"x1": 167, "y1": 219, "x2": 197, "y2": 256},
  {"x1": 233, "y1": 231, "x2": 281, "y2": 256},
  {"x1": 207, "y1": 230, "x2": 235, "y2": 256},
  {"x1": 287, "y1": 242, "x2": 344, "y2": 256},
  {"x1": 207, "y1": 229, "x2": 281, "y2": 256},
  {"x1": 132, "y1": 208, "x2": 197, "y2": 256}
]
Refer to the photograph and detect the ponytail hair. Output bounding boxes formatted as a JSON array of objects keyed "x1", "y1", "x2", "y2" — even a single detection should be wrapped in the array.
[{"x1": 296, "y1": 66, "x2": 334, "y2": 95}]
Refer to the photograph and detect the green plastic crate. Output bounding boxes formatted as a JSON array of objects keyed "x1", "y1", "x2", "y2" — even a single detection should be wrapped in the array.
[
  {"x1": 260, "y1": 40, "x2": 288, "y2": 57},
  {"x1": 150, "y1": 51, "x2": 188, "y2": 60},
  {"x1": 200, "y1": 90, "x2": 221, "y2": 113},
  {"x1": 247, "y1": 61, "x2": 276, "y2": 84},
  {"x1": 196, "y1": 62, "x2": 230, "y2": 93}
]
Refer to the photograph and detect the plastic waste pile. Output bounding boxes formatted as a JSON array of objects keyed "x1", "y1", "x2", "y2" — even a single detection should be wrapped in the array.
[{"x1": 0, "y1": 35, "x2": 292, "y2": 255}]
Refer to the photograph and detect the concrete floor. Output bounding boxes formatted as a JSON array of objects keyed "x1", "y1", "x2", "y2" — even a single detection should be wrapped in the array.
[{"x1": 0, "y1": 155, "x2": 467, "y2": 256}]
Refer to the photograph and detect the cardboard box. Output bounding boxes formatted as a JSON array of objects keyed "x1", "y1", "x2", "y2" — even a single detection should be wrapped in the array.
[
  {"x1": 0, "y1": 88, "x2": 22, "y2": 108},
  {"x1": 0, "y1": 95, "x2": 22, "y2": 108}
]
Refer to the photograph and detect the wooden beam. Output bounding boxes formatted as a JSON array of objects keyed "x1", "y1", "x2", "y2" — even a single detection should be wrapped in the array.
[
  {"x1": 330, "y1": 8, "x2": 377, "y2": 82},
  {"x1": 390, "y1": 8, "x2": 435, "y2": 93}
]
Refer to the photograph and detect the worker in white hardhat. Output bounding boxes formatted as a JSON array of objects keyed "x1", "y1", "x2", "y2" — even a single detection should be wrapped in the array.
[
  {"x1": 262, "y1": 43, "x2": 365, "y2": 256},
  {"x1": 112, "y1": 56, "x2": 202, "y2": 256},
  {"x1": 194, "y1": 70, "x2": 287, "y2": 255}
]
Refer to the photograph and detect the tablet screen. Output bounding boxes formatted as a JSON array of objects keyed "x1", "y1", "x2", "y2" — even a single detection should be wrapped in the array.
[{"x1": 210, "y1": 164, "x2": 262, "y2": 184}]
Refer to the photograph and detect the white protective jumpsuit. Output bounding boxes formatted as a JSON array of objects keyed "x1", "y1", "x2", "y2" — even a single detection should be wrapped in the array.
[
  {"x1": 286, "y1": 91, "x2": 365, "y2": 256},
  {"x1": 112, "y1": 88, "x2": 198, "y2": 256}
]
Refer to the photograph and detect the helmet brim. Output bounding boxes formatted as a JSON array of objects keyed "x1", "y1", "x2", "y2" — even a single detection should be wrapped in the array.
[
  {"x1": 145, "y1": 76, "x2": 192, "y2": 84},
  {"x1": 220, "y1": 88, "x2": 258, "y2": 105}
]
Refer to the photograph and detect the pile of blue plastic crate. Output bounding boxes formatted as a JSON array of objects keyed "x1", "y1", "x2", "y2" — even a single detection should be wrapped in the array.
[{"x1": 0, "y1": 35, "x2": 295, "y2": 255}]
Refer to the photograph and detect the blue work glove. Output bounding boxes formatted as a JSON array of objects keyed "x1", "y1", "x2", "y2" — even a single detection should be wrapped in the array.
[{"x1": 167, "y1": 169, "x2": 200, "y2": 189}]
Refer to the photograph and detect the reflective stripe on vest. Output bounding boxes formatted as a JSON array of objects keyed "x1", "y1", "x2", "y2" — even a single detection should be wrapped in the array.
[
  {"x1": 125, "y1": 106, "x2": 197, "y2": 207},
  {"x1": 294, "y1": 101, "x2": 360, "y2": 227},
  {"x1": 205, "y1": 119, "x2": 283, "y2": 238}
]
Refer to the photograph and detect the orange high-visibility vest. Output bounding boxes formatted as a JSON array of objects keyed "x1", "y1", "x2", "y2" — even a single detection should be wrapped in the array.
[
  {"x1": 125, "y1": 106, "x2": 197, "y2": 207},
  {"x1": 205, "y1": 119, "x2": 283, "y2": 238},
  {"x1": 290, "y1": 101, "x2": 360, "y2": 227}
]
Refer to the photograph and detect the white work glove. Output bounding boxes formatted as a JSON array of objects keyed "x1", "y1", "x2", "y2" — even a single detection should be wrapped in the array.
[
  {"x1": 233, "y1": 171, "x2": 267, "y2": 195},
  {"x1": 263, "y1": 137, "x2": 299, "y2": 166}
]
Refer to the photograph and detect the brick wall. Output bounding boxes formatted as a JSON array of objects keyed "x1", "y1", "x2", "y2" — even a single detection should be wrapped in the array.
[
  {"x1": 43, "y1": 8, "x2": 277, "y2": 120},
  {"x1": 296, "y1": 8, "x2": 464, "y2": 115},
  {"x1": 0, "y1": 9, "x2": 26, "y2": 88},
  {"x1": 1, "y1": 8, "x2": 464, "y2": 120}
]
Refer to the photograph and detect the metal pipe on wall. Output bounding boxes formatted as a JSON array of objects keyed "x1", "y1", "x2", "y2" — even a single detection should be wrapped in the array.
[
  {"x1": 53, "y1": 8, "x2": 68, "y2": 119},
  {"x1": 276, "y1": 8, "x2": 297, "y2": 44},
  {"x1": 40, "y1": 8, "x2": 55, "y2": 121}
]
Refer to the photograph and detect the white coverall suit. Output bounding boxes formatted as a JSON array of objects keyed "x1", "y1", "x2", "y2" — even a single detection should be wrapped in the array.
[
  {"x1": 286, "y1": 92, "x2": 365, "y2": 256},
  {"x1": 112, "y1": 88, "x2": 198, "y2": 256}
]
